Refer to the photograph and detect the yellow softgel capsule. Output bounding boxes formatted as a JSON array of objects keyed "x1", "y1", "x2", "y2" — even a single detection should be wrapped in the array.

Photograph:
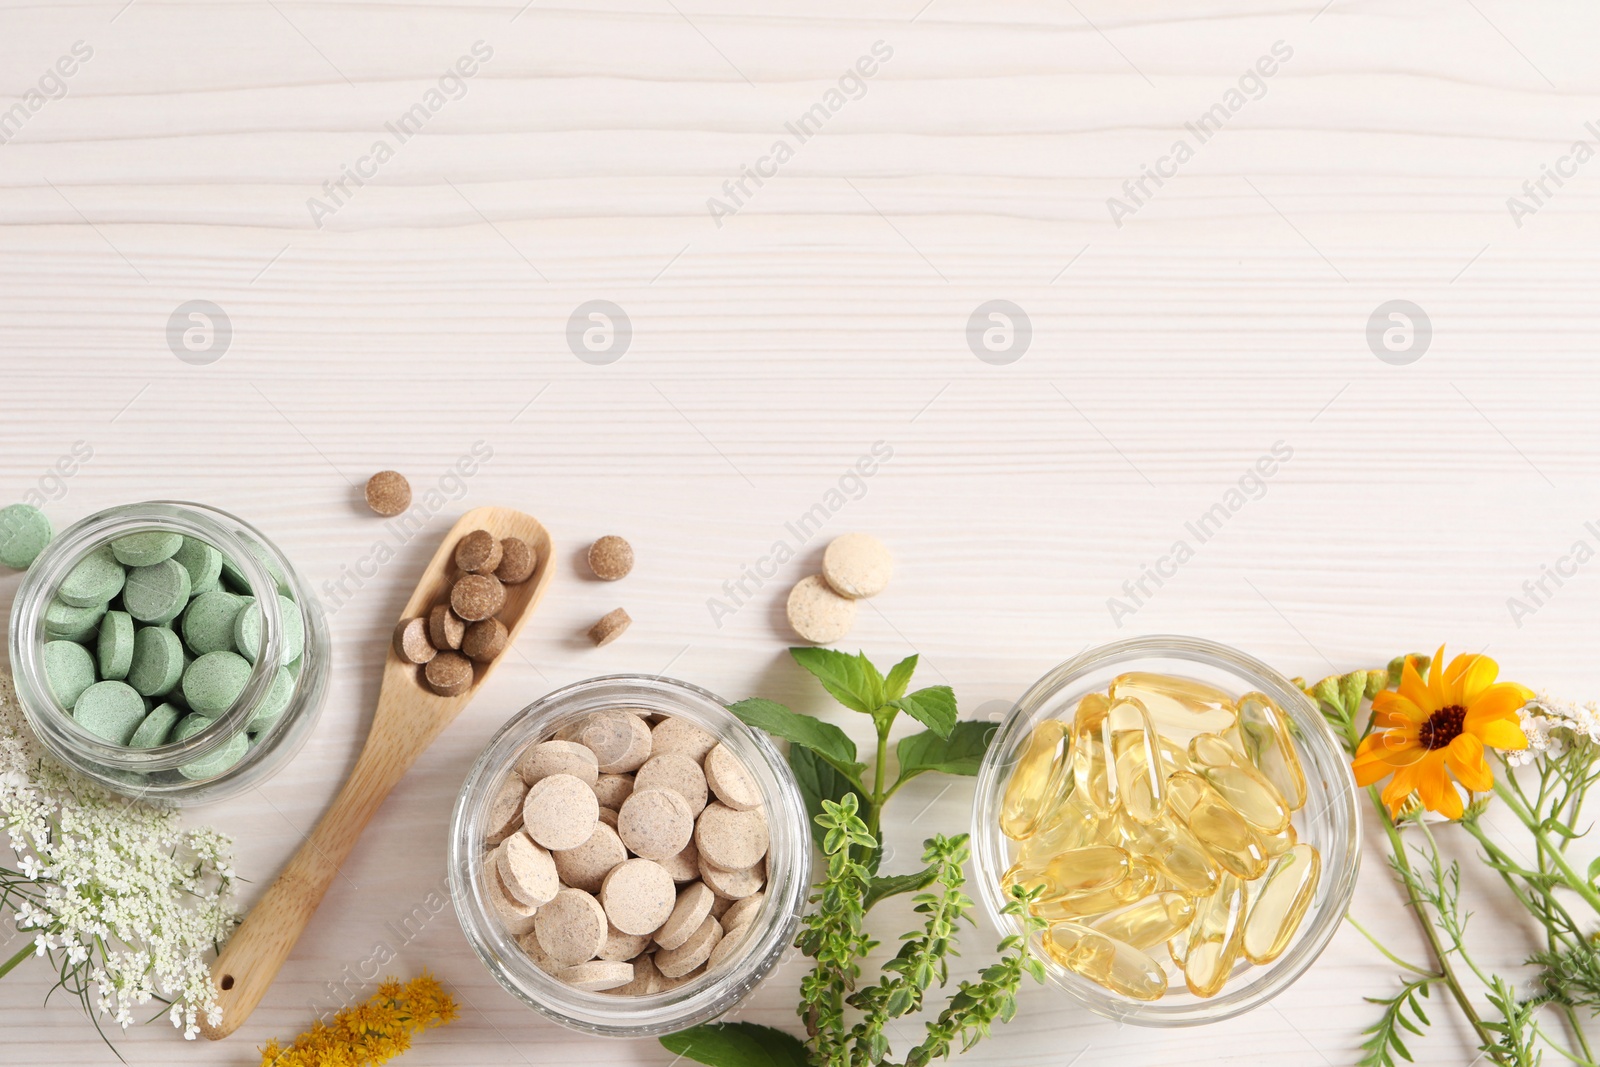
[
  {"x1": 1243, "y1": 843, "x2": 1321, "y2": 964},
  {"x1": 1108, "y1": 696, "x2": 1165, "y2": 824},
  {"x1": 1043, "y1": 920, "x2": 1168, "y2": 1001},
  {"x1": 1166, "y1": 772, "x2": 1270, "y2": 880},
  {"x1": 1110, "y1": 811, "x2": 1219, "y2": 897},
  {"x1": 1187, "y1": 734, "x2": 1291, "y2": 836},
  {"x1": 1110, "y1": 672, "x2": 1237, "y2": 737},
  {"x1": 1071, "y1": 693, "x2": 1116, "y2": 815},
  {"x1": 1257, "y1": 820, "x2": 1297, "y2": 859},
  {"x1": 1091, "y1": 891, "x2": 1195, "y2": 951},
  {"x1": 1232, "y1": 691, "x2": 1308, "y2": 812},
  {"x1": 1183, "y1": 873, "x2": 1246, "y2": 998},
  {"x1": 1008, "y1": 844, "x2": 1130, "y2": 903},
  {"x1": 1020, "y1": 793, "x2": 1102, "y2": 867},
  {"x1": 1031, "y1": 863, "x2": 1156, "y2": 921},
  {"x1": 1001, "y1": 718, "x2": 1071, "y2": 840},
  {"x1": 1157, "y1": 734, "x2": 1192, "y2": 776}
]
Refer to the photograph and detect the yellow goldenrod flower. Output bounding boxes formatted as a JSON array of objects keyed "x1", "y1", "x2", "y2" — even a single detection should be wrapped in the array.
[
  {"x1": 261, "y1": 972, "x2": 459, "y2": 1067},
  {"x1": 1353, "y1": 645, "x2": 1533, "y2": 819}
]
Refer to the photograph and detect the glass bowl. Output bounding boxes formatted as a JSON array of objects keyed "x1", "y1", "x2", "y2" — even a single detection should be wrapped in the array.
[
  {"x1": 449, "y1": 674, "x2": 812, "y2": 1037},
  {"x1": 970, "y1": 635, "x2": 1360, "y2": 1025}
]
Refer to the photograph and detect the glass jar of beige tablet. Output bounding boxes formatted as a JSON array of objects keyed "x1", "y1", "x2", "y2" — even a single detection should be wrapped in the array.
[
  {"x1": 9, "y1": 501, "x2": 329, "y2": 805},
  {"x1": 450, "y1": 675, "x2": 811, "y2": 1037}
]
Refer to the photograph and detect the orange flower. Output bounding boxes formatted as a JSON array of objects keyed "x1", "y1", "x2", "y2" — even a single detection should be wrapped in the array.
[{"x1": 1353, "y1": 646, "x2": 1533, "y2": 819}]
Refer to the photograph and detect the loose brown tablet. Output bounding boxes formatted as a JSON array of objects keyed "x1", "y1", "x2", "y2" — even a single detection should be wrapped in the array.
[
  {"x1": 581, "y1": 711, "x2": 653, "y2": 773},
  {"x1": 393, "y1": 617, "x2": 435, "y2": 665},
  {"x1": 553, "y1": 821, "x2": 627, "y2": 894},
  {"x1": 587, "y1": 535, "x2": 634, "y2": 580},
  {"x1": 655, "y1": 915, "x2": 722, "y2": 978},
  {"x1": 634, "y1": 753, "x2": 709, "y2": 815},
  {"x1": 704, "y1": 743, "x2": 761, "y2": 811},
  {"x1": 821, "y1": 532, "x2": 893, "y2": 599},
  {"x1": 364, "y1": 470, "x2": 411, "y2": 517},
  {"x1": 497, "y1": 537, "x2": 536, "y2": 584},
  {"x1": 515, "y1": 740, "x2": 600, "y2": 787},
  {"x1": 424, "y1": 651, "x2": 473, "y2": 696},
  {"x1": 786, "y1": 574, "x2": 856, "y2": 644},
  {"x1": 617, "y1": 788, "x2": 694, "y2": 861},
  {"x1": 534, "y1": 888, "x2": 608, "y2": 966},
  {"x1": 451, "y1": 573, "x2": 506, "y2": 622},
  {"x1": 495, "y1": 831, "x2": 560, "y2": 907},
  {"x1": 653, "y1": 882, "x2": 715, "y2": 950},
  {"x1": 695, "y1": 803, "x2": 769, "y2": 871},
  {"x1": 600, "y1": 858, "x2": 676, "y2": 936},
  {"x1": 522, "y1": 773, "x2": 600, "y2": 851},
  {"x1": 462, "y1": 617, "x2": 508, "y2": 662},
  {"x1": 454, "y1": 529, "x2": 503, "y2": 575},
  {"x1": 588, "y1": 607, "x2": 631, "y2": 647},
  {"x1": 428, "y1": 603, "x2": 465, "y2": 650}
]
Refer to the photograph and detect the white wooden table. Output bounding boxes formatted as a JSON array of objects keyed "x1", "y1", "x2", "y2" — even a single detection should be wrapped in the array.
[{"x1": 3, "y1": 0, "x2": 1597, "y2": 1062}]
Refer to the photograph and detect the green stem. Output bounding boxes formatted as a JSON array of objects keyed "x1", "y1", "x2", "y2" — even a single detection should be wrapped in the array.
[
  {"x1": 0, "y1": 942, "x2": 34, "y2": 981},
  {"x1": 1344, "y1": 914, "x2": 1437, "y2": 977},
  {"x1": 1493, "y1": 779, "x2": 1600, "y2": 914},
  {"x1": 1371, "y1": 788, "x2": 1505, "y2": 1063}
]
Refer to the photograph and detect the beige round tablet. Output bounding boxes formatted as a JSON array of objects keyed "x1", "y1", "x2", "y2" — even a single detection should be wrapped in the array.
[
  {"x1": 560, "y1": 959, "x2": 635, "y2": 991},
  {"x1": 597, "y1": 806, "x2": 619, "y2": 829},
  {"x1": 598, "y1": 923, "x2": 651, "y2": 962},
  {"x1": 700, "y1": 857, "x2": 765, "y2": 900},
  {"x1": 522, "y1": 773, "x2": 600, "y2": 851},
  {"x1": 495, "y1": 831, "x2": 560, "y2": 907},
  {"x1": 393, "y1": 617, "x2": 435, "y2": 664},
  {"x1": 720, "y1": 891, "x2": 765, "y2": 931},
  {"x1": 593, "y1": 773, "x2": 635, "y2": 810},
  {"x1": 606, "y1": 951, "x2": 662, "y2": 996},
  {"x1": 587, "y1": 536, "x2": 634, "y2": 581},
  {"x1": 484, "y1": 772, "x2": 527, "y2": 846},
  {"x1": 618, "y1": 788, "x2": 695, "y2": 861},
  {"x1": 696, "y1": 803, "x2": 770, "y2": 871},
  {"x1": 634, "y1": 753, "x2": 708, "y2": 815},
  {"x1": 655, "y1": 915, "x2": 723, "y2": 978},
  {"x1": 710, "y1": 895, "x2": 733, "y2": 920},
  {"x1": 822, "y1": 532, "x2": 893, "y2": 599},
  {"x1": 600, "y1": 858, "x2": 676, "y2": 936},
  {"x1": 654, "y1": 882, "x2": 715, "y2": 950},
  {"x1": 516, "y1": 740, "x2": 600, "y2": 787},
  {"x1": 553, "y1": 715, "x2": 592, "y2": 743},
  {"x1": 535, "y1": 888, "x2": 608, "y2": 966},
  {"x1": 553, "y1": 821, "x2": 627, "y2": 894},
  {"x1": 487, "y1": 867, "x2": 539, "y2": 937},
  {"x1": 659, "y1": 837, "x2": 701, "y2": 883},
  {"x1": 786, "y1": 575, "x2": 856, "y2": 644},
  {"x1": 516, "y1": 926, "x2": 559, "y2": 972},
  {"x1": 581, "y1": 711, "x2": 653, "y2": 773},
  {"x1": 707, "y1": 920, "x2": 753, "y2": 971},
  {"x1": 703, "y1": 743, "x2": 761, "y2": 811},
  {"x1": 651, "y1": 717, "x2": 718, "y2": 763}
]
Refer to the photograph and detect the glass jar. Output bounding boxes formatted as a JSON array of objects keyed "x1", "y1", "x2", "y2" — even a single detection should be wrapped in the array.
[
  {"x1": 8, "y1": 501, "x2": 329, "y2": 805},
  {"x1": 970, "y1": 635, "x2": 1361, "y2": 1026},
  {"x1": 450, "y1": 674, "x2": 811, "y2": 1037}
]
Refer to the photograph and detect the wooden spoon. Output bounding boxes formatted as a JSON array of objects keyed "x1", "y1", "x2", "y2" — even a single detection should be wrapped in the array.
[{"x1": 200, "y1": 506, "x2": 554, "y2": 1039}]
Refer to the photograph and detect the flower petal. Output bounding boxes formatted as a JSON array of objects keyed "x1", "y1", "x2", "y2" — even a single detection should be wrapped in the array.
[
  {"x1": 1458, "y1": 654, "x2": 1501, "y2": 705},
  {"x1": 1382, "y1": 765, "x2": 1418, "y2": 817},
  {"x1": 1426, "y1": 644, "x2": 1449, "y2": 710},
  {"x1": 1443, "y1": 652, "x2": 1480, "y2": 706},
  {"x1": 1373, "y1": 691, "x2": 1428, "y2": 725},
  {"x1": 1466, "y1": 683, "x2": 1535, "y2": 727},
  {"x1": 1399, "y1": 654, "x2": 1431, "y2": 711},
  {"x1": 1416, "y1": 755, "x2": 1463, "y2": 819},
  {"x1": 1476, "y1": 717, "x2": 1529, "y2": 751},
  {"x1": 1446, "y1": 734, "x2": 1494, "y2": 792}
]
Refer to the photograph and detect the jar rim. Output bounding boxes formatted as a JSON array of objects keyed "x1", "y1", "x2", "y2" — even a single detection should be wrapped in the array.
[{"x1": 969, "y1": 634, "x2": 1362, "y2": 1026}]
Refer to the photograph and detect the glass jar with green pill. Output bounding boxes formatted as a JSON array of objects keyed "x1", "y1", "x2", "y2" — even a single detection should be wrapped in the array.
[{"x1": 8, "y1": 501, "x2": 329, "y2": 805}]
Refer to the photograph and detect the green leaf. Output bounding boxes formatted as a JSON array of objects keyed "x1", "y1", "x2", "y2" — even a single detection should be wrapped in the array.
[
  {"x1": 659, "y1": 1022, "x2": 810, "y2": 1067},
  {"x1": 1588, "y1": 855, "x2": 1600, "y2": 886},
  {"x1": 789, "y1": 647, "x2": 885, "y2": 714},
  {"x1": 863, "y1": 864, "x2": 939, "y2": 910},
  {"x1": 727, "y1": 698, "x2": 865, "y2": 780},
  {"x1": 789, "y1": 744, "x2": 870, "y2": 855},
  {"x1": 890, "y1": 685, "x2": 959, "y2": 738},
  {"x1": 895, "y1": 720, "x2": 997, "y2": 785},
  {"x1": 885, "y1": 654, "x2": 919, "y2": 701}
]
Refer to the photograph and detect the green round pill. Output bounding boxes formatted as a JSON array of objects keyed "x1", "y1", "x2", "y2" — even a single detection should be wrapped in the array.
[
  {"x1": 234, "y1": 594, "x2": 304, "y2": 664},
  {"x1": 128, "y1": 702, "x2": 183, "y2": 748},
  {"x1": 44, "y1": 598, "x2": 107, "y2": 642},
  {"x1": 110, "y1": 530, "x2": 183, "y2": 568},
  {"x1": 183, "y1": 650, "x2": 253, "y2": 714},
  {"x1": 246, "y1": 666, "x2": 295, "y2": 734},
  {"x1": 173, "y1": 537, "x2": 223, "y2": 596},
  {"x1": 171, "y1": 711, "x2": 214, "y2": 744},
  {"x1": 126, "y1": 625, "x2": 185, "y2": 697},
  {"x1": 97, "y1": 610, "x2": 135, "y2": 680},
  {"x1": 122, "y1": 558, "x2": 191, "y2": 624},
  {"x1": 0, "y1": 504, "x2": 51, "y2": 570},
  {"x1": 57, "y1": 543, "x2": 126, "y2": 608},
  {"x1": 72, "y1": 680, "x2": 146, "y2": 745},
  {"x1": 181, "y1": 590, "x2": 246, "y2": 656},
  {"x1": 177, "y1": 728, "x2": 249, "y2": 781},
  {"x1": 44, "y1": 640, "x2": 97, "y2": 708}
]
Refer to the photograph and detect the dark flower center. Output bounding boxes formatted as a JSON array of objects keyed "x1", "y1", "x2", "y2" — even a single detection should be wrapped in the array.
[{"x1": 1419, "y1": 705, "x2": 1467, "y2": 750}]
